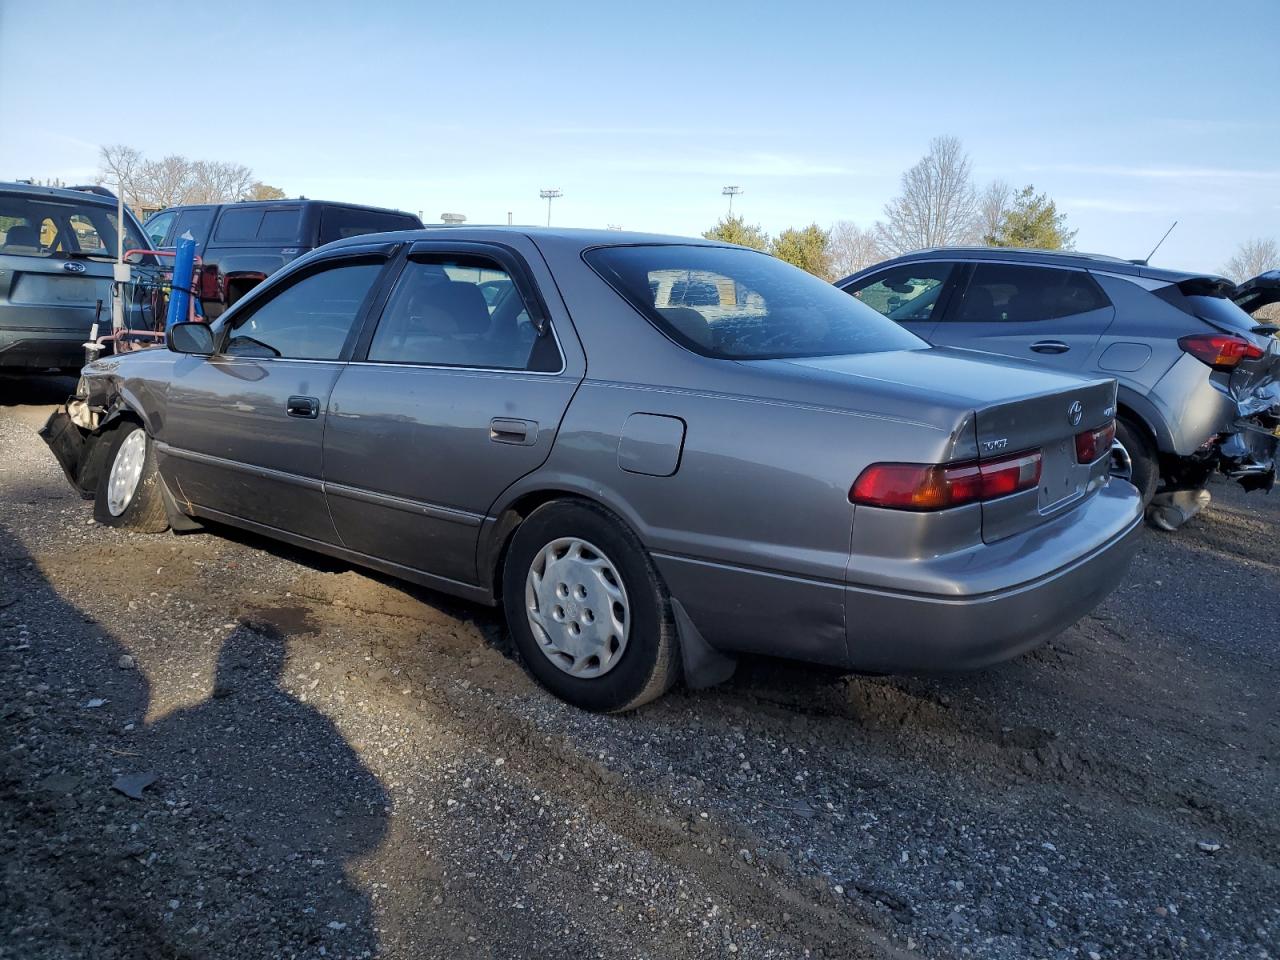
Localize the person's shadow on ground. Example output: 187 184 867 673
137 619 389 957
0 516 387 960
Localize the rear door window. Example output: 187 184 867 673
366 255 559 371
258 208 301 241
319 207 421 244
845 263 954 321
213 208 261 241
953 264 1110 322
212 207 302 243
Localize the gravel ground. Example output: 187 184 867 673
1 374 1277 960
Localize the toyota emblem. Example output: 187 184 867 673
62 261 86 274
1067 400 1083 427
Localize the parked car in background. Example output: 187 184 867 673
0 182 153 374
42 228 1141 711
837 249 1280 527
142 199 423 318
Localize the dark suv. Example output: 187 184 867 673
837 249 1280 528
143 200 422 317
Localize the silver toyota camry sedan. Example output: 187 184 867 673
42 228 1142 711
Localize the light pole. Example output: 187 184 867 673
722 185 742 215
539 189 562 226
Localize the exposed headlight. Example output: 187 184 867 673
75 377 90 399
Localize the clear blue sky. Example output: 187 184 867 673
2 0 1276 270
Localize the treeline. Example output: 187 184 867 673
705 135 1076 279
96 145 285 213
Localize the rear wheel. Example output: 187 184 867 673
501 500 680 712
1112 418 1158 506
93 421 169 533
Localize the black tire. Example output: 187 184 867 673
93 421 170 534
1113 418 1159 506
501 500 680 712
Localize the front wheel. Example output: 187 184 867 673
501 500 680 712
93 421 170 533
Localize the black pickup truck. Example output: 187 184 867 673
142 199 423 317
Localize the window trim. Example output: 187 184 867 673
350 240 565 376
212 251 393 362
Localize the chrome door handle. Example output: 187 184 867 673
490 418 538 446
286 396 320 418
1030 340 1070 354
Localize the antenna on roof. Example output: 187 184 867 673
1136 220 1177 265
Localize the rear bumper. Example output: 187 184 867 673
844 483 1143 671
0 330 85 370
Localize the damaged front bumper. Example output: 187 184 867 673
39 386 116 498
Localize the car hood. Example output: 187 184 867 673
1232 269 1280 317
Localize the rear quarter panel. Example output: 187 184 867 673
502 376 961 666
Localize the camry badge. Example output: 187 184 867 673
62 261 86 274
1067 400 1083 427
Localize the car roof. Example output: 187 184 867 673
0 180 120 207
156 198 419 217
322 225 727 253
843 246 1228 286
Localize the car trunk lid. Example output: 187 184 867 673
761 349 1118 543
973 377 1116 542
1231 269 1280 319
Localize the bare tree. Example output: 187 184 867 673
1222 237 1280 283
978 179 1012 245
827 220 883 279
96 145 267 212
136 155 196 210
189 161 256 204
876 136 979 255
96 144 144 206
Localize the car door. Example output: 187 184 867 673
322 238 583 586
839 261 959 340
157 245 396 544
929 262 1115 372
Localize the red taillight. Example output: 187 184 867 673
851 450 1042 510
1178 333 1264 370
1074 420 1116 464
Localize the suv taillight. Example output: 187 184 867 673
1074 420 1116 464
1178 333 1264 370
851 450 1042 510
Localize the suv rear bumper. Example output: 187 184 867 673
0 330 84 370
843 481 1143 672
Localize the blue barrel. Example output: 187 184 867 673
165 236 197 329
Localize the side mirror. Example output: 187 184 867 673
167 321 215 356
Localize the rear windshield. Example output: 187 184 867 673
318 207 421 245
1181 294 1259 334
585 244 925 360
0 191 147 259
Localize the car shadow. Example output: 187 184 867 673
0 372 77 408
0 522 388 957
